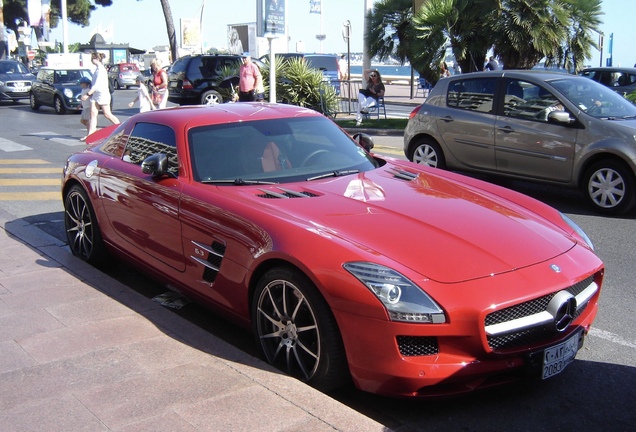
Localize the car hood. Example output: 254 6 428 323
235 165 576 283
0 73 34 82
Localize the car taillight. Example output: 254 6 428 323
182 80 193 90
408 105 422 119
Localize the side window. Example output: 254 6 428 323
446 78 496 114
123 123 179 175
503 80 563 122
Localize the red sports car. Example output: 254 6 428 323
62 103 604 397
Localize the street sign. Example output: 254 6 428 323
27 50 36 60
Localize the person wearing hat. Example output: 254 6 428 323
128 75 155 113
78 76 93 141
238 52 262 102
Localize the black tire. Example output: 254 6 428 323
54 95 66 114
64 185 108 265
410 137 446 169
201 90 222 105
252 267 349 392
29 92 40 110
583 159 636 215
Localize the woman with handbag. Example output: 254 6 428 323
80 52 120 139
356 69 385 126
150 58 169 109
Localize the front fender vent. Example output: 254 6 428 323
388 168 419 181
257 187 319 199
191 240 226 283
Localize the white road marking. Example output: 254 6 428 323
589 327 636 350
0 137 32 152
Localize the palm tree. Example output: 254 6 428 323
158 0 178 63
547 0 603 73
490 0 569 70
411 0 497 78
365 0 414 66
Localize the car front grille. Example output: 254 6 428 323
396 335 439 356
485 275 595 351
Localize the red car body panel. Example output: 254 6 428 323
64 103 604 397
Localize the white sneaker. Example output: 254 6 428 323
356 120 362 126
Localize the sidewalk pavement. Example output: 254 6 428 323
0 207 390 431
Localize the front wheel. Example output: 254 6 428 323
583 159 636 215
64 185 108 265
201 90 222 105
410 137 446 169
54 95 67 114
252 267 349 392
29 92 40 110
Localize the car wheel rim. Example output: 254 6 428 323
64 191 95 260
413 144 438 167
256 279 320 381
205 94 219 105
588 167 625 209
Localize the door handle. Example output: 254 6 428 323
498 125 515 133
441 116 454 123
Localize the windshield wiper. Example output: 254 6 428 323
201 178 278 185
307 170 359 181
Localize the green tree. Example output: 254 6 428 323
365 0 413 65
489 0 569 70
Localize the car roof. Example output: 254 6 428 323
126 103 322 129
580 66 636 72
446 70 574 81
39 67 92 71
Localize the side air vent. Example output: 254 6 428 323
388 169 419 181
191 240 226 283
257 187 320 199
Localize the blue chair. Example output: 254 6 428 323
363 97 386 120
415 77 432 97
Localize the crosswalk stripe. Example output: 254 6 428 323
0 192 60 200
0 137 32 152
0 179 60 186
0 167 61 174
0 159 50 165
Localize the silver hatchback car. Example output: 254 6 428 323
404 70 636 215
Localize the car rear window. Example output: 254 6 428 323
446 78 496 113
305 56 337 71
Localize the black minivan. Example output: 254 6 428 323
167 54 243 105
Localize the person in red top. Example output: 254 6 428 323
238 53 262 102
149 58 168 109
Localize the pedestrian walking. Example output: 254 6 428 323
78 77 93 141
80 52 120 137
128 76 154 113
149 58 169 109
238 53 262 102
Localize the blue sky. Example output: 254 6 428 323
47 0 633 67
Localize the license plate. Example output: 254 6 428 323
14 87 29 92
542 331 580 379
169 81 177 88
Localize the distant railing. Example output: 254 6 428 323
321 80 362 118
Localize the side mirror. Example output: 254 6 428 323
548 110 574 125
352 132 374 153
141 153 172 177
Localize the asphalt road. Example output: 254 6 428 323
1 91 635 431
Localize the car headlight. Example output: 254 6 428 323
343 262 446 324
560 213 594 251
64 88 74 98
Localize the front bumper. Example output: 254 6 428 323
332 247 603 397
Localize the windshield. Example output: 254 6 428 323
551 77 636 119
188 116 378 184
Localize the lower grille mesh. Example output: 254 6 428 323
397 336 439 356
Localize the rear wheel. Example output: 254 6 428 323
54 95 66 114
410 137 446 169
583 159 636 215
201 90 222 105
29 92 40 110
64 185 108 265
252 267 349 392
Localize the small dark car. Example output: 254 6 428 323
108 63 140 89
0 59 35 102
167 54 243 105
579 67 636 96
30 67 93 114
